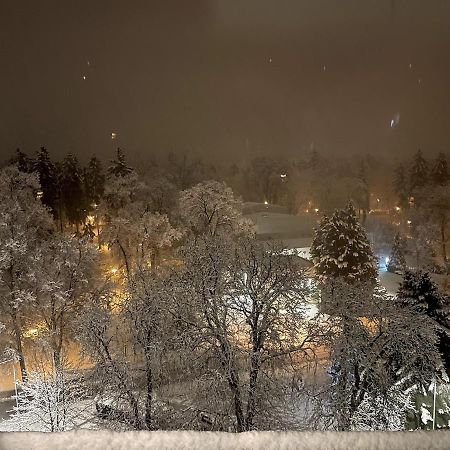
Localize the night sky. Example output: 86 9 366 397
1 0 450 164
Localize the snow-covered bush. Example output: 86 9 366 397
9 369 86 432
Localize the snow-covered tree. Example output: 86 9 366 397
102 205 181 275
11 149 34 173
387 232 407 273
103 171 140 214
431 153 449 187
351 383 414 431
10 369 86 432
144 175 178 216
77 300 144 429
124 268 177 429
60 154 87 231
410 149 429 196
310 202 377 283
396 270 450 372
31 234 97 370
354 160 370 224
324 283 442 430
34 147 59 218
165 152 205 190
421 185 450 265
393 164 409 210
179 180 253 237
174 235 317 431
0 166 53 379
84 156 105 208
107 148 134 178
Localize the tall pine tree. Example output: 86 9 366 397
393 164 409 209
107 148 133 178
310 202 378 283
61 154 87 232
34 147 58 218
431 153 449 186
410 149 428 194
11 149 34 173
356 160 370 224
84 156 105 206
387 232 407 273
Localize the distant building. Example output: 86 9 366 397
243 202 317 265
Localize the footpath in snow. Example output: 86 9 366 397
0 430 449 450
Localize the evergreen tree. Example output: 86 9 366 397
431 153 449 186
60 154 87 231
54 161 64 232
393 164 409 209
307 149 321 171
410 149 428 193
107 148 133 178
387 232 407 273
84 156 105 206
310 202 378 283
34 147 58 217
356 160 370 223
10 149 33 173
396 270 450 371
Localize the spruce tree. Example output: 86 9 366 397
393 164 409 209
11 149 33 173
84 156 105 206
61 154 87 231
356 160 370 223
387 232 407 273
107 148 133 178
410 149 428 193
431 152 449 186
310 202 378 283
34 147 58 217
308 149 321 171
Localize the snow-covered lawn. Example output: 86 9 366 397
0 430 449 450
378 270 402 295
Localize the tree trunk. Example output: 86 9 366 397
218 339 245 432
118 242 130 276
11 312 27 381
227 368 246 432
246 350 261 430
144 347 153 430
441 218 447 264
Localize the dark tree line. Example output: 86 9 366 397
10 147 106 233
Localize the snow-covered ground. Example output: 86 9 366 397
0 430 449 450
378 270 402 296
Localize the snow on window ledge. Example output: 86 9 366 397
1 430 449 450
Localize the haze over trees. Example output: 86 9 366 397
0 146 449 435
